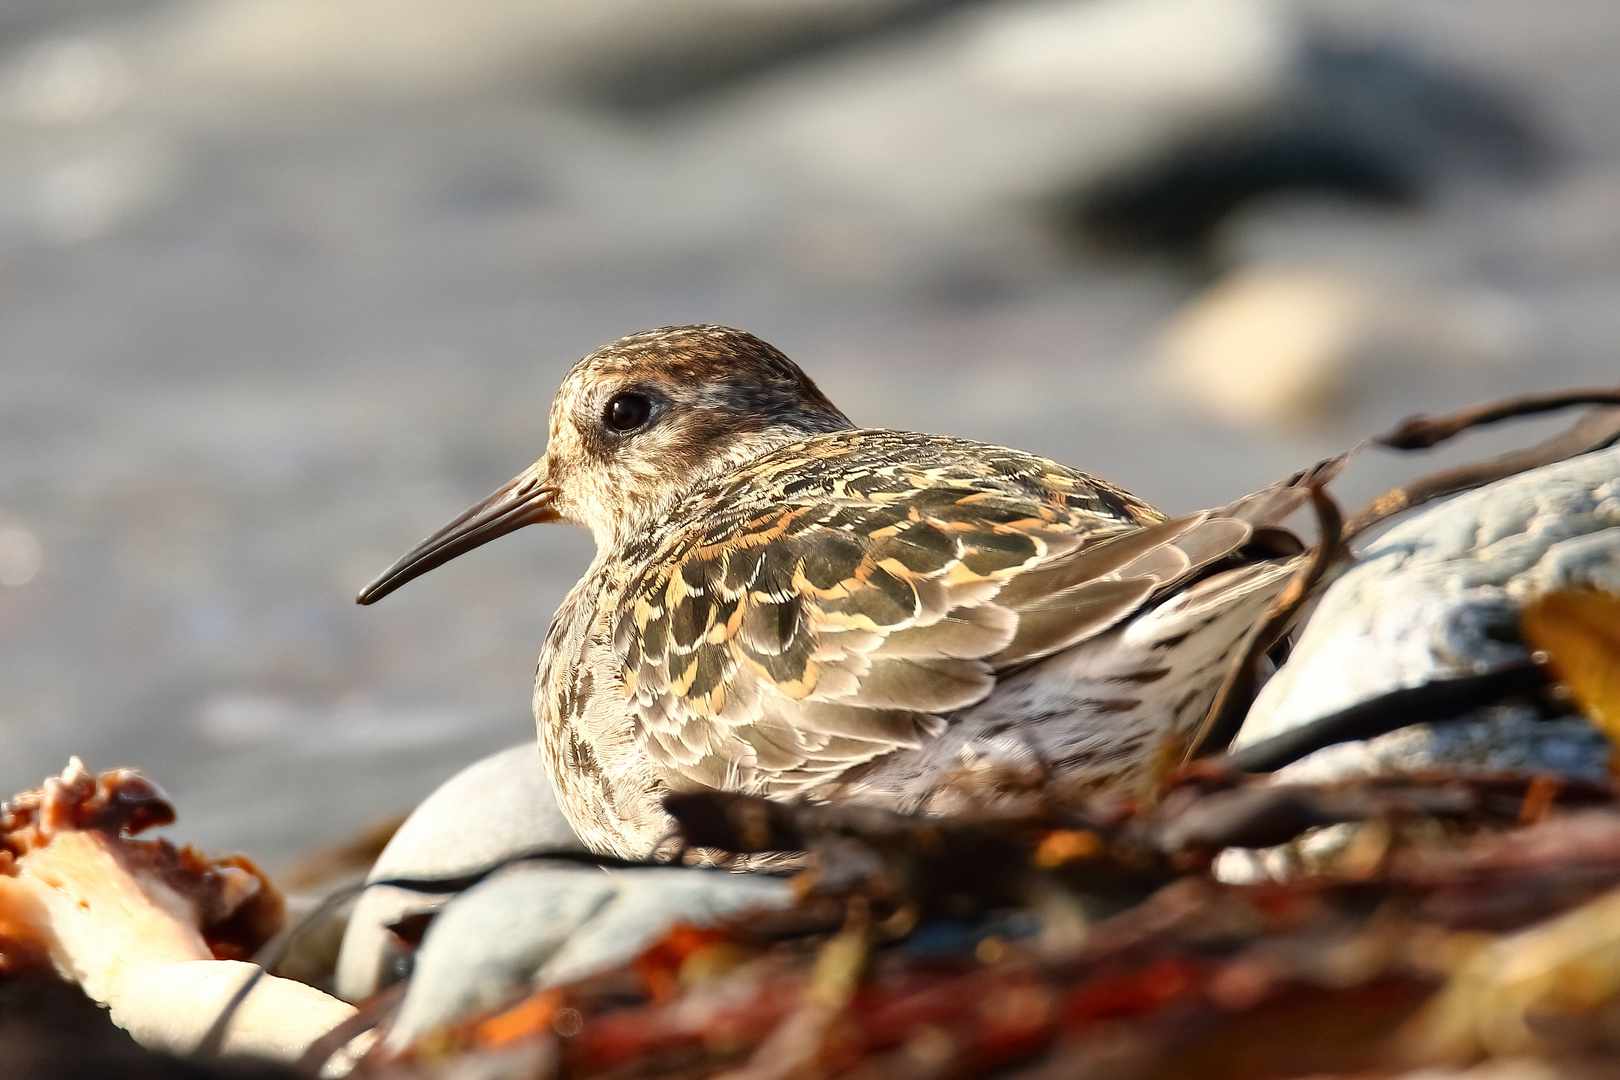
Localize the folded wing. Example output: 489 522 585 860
614 435 1335 796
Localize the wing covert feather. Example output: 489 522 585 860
608 431 1313 794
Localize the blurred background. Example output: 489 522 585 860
0 0 1614 866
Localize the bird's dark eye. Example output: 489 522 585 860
603 392 654 433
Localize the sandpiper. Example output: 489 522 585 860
359 325 1318 859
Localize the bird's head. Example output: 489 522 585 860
356 325 850 604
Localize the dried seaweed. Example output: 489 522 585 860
1217 659 1552 774
346 774 1620 1079
1184 480 1347 762
1349 395 1620 539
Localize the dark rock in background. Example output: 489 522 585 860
1063 36 1547 255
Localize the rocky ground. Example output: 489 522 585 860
0 0 1616 865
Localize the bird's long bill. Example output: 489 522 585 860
355 464 559 605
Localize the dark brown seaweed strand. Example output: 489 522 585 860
1348 406 1620 539
1376 387 1620 449
1218 659 1550 775
1183 482 1346 763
